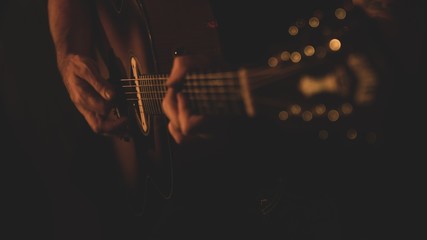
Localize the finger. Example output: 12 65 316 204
167 55 211 87
177 92 205 136
79 107 128 135
74 55 115 101
68 76 111 116
162 88 180 130
168 121 184 144
167 56 190 87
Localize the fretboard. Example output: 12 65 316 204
120 70 247 116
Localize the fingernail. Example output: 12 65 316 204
104 89 113 100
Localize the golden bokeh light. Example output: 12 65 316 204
304 45 315 56
290 104 302 115
268 57 279 67
309 17 320 28
302 111 313 121
335 8 346 20
291 52 302 63
280 51 291 61
288 25 299 36
329 39 341 51
279 111 289 121
346 128 357 140
327 109 340 121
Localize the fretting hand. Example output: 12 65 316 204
162 55 221 144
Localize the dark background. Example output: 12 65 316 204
1 1 426 239
1 1 139 239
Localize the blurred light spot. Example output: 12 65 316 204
279 111 289 121
347 128 357 140
341 102 353 115
309 17 320 28
304 45 315 56
302 111 313 121
291 52 302 63
327 109 340 121
268 57 279 67
281 51 291 61
314 104 326 115
290 104 302 115
319 130 328 140
335 8 347 20
329 39 341 51
288 25 299 36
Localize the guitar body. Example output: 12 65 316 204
93 0 226 215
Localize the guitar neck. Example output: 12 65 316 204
120 69 254 116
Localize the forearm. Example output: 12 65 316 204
48 0 95 67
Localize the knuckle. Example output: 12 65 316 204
68 54 79 62
89 116 105 134
161 98 168 111
175 136 183 144
91 123 104 134
180 123 190 136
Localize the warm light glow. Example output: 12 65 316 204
329 39 341 51
279 111 289 121
335 8 347 20
304 45 315 56
281 51 291 61
309 17 320 28
299 73 340 98
288 25 299 36
314 104 326 115
268 57 279 67
327 109 340 121
341 103 353 115
346 129 357 140
290 104 302 115
319 130 328 140
291 52 302 63
347 53 378 105
302 111 313 121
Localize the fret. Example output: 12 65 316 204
200 77 210 114
181 72 243 115
224 71 239 115
154 75 164 114
228 76 243 115
149 75 157 114
142 76 154 115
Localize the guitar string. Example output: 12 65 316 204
122 90 242 100
119 63 305 88
116 65 305 110
120 76 241 102
124 80 243 113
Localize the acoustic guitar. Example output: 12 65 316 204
93 0 386 216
